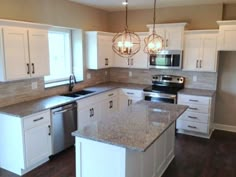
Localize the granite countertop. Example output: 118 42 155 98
0 82 149 117
72 100 188 152
178 88 216 97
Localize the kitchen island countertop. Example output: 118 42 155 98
72 100 188 152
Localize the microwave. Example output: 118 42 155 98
149 50 182 69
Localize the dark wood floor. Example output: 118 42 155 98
1 130 236 177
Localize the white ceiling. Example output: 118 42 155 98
70 0 236 11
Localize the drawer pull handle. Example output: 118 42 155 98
189 107 198 110
188 116 198 119
188 125 197 129
189 99 199 102
33 117 44 122
128 99 132 106
48 125 51 136
109 100 113 109
127 92 134 95
108 93 114 97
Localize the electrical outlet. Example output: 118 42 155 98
31 82 38 90
87 73 91 80
129 71 132 77
193 75 197 82
105 71 108 76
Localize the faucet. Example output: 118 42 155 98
68 74 76 92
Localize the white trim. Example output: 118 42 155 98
214 123 236 133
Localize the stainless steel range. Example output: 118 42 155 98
143 75 185 104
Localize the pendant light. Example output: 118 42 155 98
112 0 140 58
144 0 163 54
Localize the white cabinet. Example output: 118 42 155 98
176 93 215 138
217 20 236 51
0 110 52 176
147 23 187 50
183 30 218 72
23 111 52 168
114 32 149 69
0 27 50 81
118 89 143 112
86 31 113 69
77 89 118 129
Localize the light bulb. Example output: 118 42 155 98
118 41 123 47
148 42 155 49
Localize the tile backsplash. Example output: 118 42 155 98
0 69 109 108
0 67 217 108
109 68 218 90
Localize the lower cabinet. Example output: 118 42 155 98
119 89 143 112
0 110 52 176
75 122 175 177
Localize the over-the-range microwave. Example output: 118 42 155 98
149 50 182 69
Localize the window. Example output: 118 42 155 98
45 28 83 88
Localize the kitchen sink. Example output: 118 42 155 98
62 90 95 98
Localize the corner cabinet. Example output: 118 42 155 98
146 23 187 50
113 32 149 69
183 30 218 72
86 31 114 69
0 110 52 176
217 20 236 51
0 27 50 81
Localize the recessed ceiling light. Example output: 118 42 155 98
122 1 128 5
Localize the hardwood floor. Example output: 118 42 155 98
0 130 236 177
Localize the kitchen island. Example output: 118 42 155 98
72 101 187 177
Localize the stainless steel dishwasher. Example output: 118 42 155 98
51 103 77 155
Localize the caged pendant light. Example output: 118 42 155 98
144 0 164 55
112 0 140 58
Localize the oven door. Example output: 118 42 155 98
143 92 177 104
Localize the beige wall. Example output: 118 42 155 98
215 52 236 126
223 3 236 20
0 0 108 31
108 4 223 32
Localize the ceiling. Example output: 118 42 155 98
70 0 236 11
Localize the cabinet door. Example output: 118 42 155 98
183 34 201 71
218 26 236 51
131 33 148 69
165 123 175 162
114 53 129 68
200 34 218 72
28 29 50 77
98 35 113 68
101 97 118 120
166 28 183 50
3 27 30 80
78 104 101 130
24 123 51 168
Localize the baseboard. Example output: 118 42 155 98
214 123 236 133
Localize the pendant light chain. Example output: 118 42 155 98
153 0 156 33
125 0 128 31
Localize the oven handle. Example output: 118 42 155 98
143 92 176 99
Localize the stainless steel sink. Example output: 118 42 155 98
61 90 95 98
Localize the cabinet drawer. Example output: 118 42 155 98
23 110 50 130
179 111 209 123
186 104 209 114
100 89 118 99
119 88 143 98
77 94 101 109
176 119 209 134
178 94 210 105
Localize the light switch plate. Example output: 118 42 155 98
129 71 132 77
193 75 197 82
31 82 38 90
87 73 91 80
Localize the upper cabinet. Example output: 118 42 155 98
0 26 50 81
146 23 187 50
86 31 113 69
183 30 218 72
217 20 236 51
113 32 149 69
